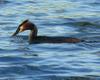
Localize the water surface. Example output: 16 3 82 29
0 0 100 80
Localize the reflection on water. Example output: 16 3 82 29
0 0 100 80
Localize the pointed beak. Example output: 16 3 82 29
12 19 29 36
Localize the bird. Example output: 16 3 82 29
12 19 83 44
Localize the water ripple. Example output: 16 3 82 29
0 0 100 80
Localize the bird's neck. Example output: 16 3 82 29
29 29 38 44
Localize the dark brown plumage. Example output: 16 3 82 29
12 20 83 44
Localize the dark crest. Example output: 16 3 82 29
12 19 29 36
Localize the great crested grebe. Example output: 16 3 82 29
12 20 83 44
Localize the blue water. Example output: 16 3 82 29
0 0 100 80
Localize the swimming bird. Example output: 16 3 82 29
12 20 83 44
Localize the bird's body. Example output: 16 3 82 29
28 36 81 44
12 20 83 44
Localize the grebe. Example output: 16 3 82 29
12 20 82 44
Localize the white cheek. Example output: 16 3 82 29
20 26 24 30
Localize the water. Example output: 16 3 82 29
0 0 100 80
